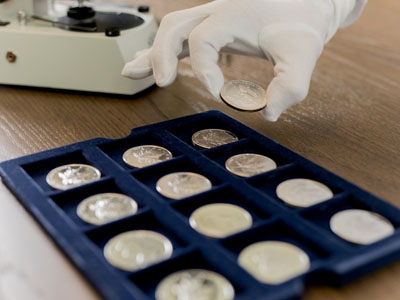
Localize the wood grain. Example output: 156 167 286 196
0 0 399 299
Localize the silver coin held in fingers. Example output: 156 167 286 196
220 80 267 112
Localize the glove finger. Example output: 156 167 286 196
121 48 153 79
258 24 324 121
188 15 234 100
152 2 221 87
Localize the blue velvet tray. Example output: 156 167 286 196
1 110 399 300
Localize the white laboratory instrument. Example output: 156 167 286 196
0 0 157 95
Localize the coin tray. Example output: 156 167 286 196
1 110 400 300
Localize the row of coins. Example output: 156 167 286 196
45 161 332 207
45 177 397 246
45 159 395 243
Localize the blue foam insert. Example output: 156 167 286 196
1 110 399 300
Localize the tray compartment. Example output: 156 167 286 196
22 150 106 193
167 115 247 150
131 156 223 201
129 249 258 300
85 210 190 273
171 185 270 230
51 177 148 230
248 164 342 210
300 193 400 247
221 219 333 269
99 132 184 171
203 138 291 173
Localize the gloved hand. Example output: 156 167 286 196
122 0 367 121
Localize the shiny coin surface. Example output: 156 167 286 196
276 178 333 207
330 209 394 245
156 172 212 200
220 80 267 112
238 241 310 285
189 203 252 238
123 145 173 168
104 230 173 271
77 193 138 225
155 269 235 300
46 164 101 190
225 153 277 177
192 129 238 149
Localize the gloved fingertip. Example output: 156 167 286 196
122 59 153 79
154 73 175 87
261 109 280 122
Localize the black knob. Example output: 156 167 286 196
67 6 95 19
138 5 150 13
105 27 120 37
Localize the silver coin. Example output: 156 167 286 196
330 209 394 245
238 241 310 285
189 203 253 238
104 230 173 271
155 269 235 300
123 145 173 168
220 80 267 112
225 153 277 177
46 163 101 190
192 129 238 149
276 178 333 208
156 172 212 200
76 193 138 225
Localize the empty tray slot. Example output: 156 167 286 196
98 132 183 171
51 178 147 230
248 164 341 209
22 150 105 193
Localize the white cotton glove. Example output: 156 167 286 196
122 0 367 121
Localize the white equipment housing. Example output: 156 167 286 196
0 0 157 95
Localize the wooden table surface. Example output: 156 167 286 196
0 0 399 299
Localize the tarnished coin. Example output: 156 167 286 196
46 164 101 190
225 153 277 177
104 230 173 271
330 209 394 245
155 269 235 300
220 80 267 112
77 193 138 225
189 203 253 238
123 145 173 168
192 129 238 149
238 241 310 285
156 172 212 200
276 178 333 208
